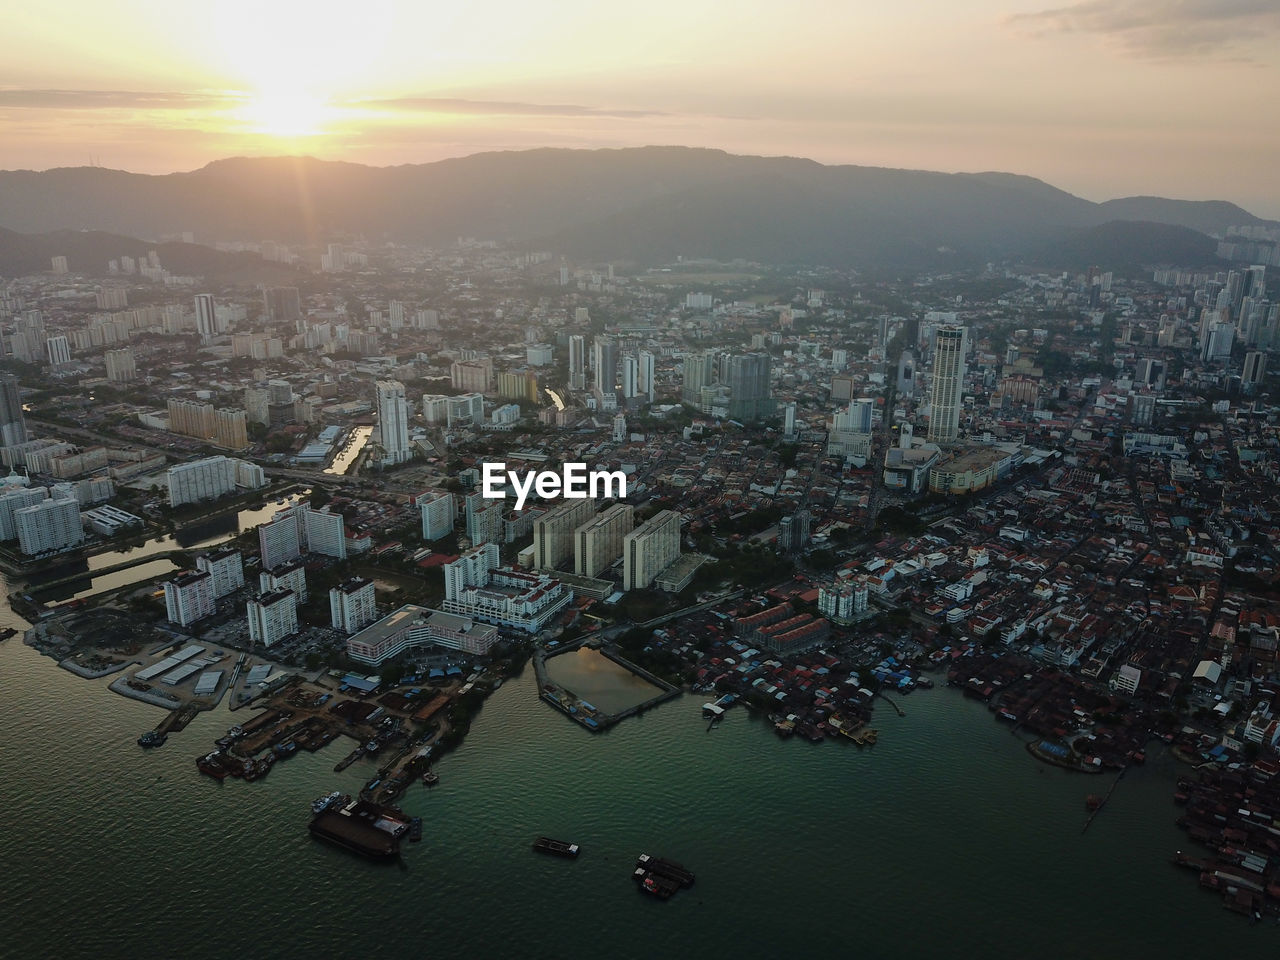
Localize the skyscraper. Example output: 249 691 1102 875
622 510 682 591
928 325 968 443
724 353 776 422
1243 350 1267 388
620 355 638 399
682 351 715 404
45 335 71 367
375 380 410 465
262 286 302 325
0 375 28 448
574 503 634 578
593 337 618 394
194 294 217 342
638 350 656 403
568 334 586 391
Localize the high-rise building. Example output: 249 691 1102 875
0 486 48 540
682 352 715 404
14 497 83 555
330 577 376 634
419 492 457 541
622 509 682 591
247 590 298 647
164 570 216 627
1201 322 1235 362
724 353 776 422
45 335 72 367
464 491 505 546
194 294 217 342
259 559 307 604
638 350 656 403
50 255 68 274
897 350 915 396
532 499 596 571
262 286 301 325
1243 350 1267 388
258 511 302 570
574 503 634 578
592 337 618 395
450 358 493 393
928 325 968 443
442 542 571 632
375 380 410 465
568 335 586 391
446 393 485 428
166 456 237 506
195 548 244 598
303 507 347 559
104 348 136 383
620 355 638 399
783 401 797 439
213 408 247 450
0 375 29 447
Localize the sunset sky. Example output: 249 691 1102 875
3 0 1278 215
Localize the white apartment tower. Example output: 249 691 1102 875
375 380 410 465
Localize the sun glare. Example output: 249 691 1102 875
240 90 332 137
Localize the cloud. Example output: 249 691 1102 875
0 89 234 109
1007 0 1280 59
351 96 667 119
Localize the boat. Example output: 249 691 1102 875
422 770 440 786
532 836 580 858
635 854 694 887
1086 794 1102 811
196 752 228 780
311 791 343 814
137 730 167 748
409 817 423 843
636 871 680 899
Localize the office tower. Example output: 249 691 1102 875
330 578 376 634
1135 359 1165 388
262 286 301 325
0 375 29 447
835 399 875 434
622 510 682 591
928 325 968 443
682 352 715 403
45 335 71 367
1243 350 1267 387
303 507 347 559
639 350 656 403
258 512 302 570
568 335 586 390
419 492 457 541
724 353 776 421
195 548 244 598
574 503 634 578
897 350 915 396
14 497 83 555
593 337 618 394
259 559 307 604
621 355 638 399
778 508 811 554
104 348 136 382
164 570 216 627
1200 322 1235 362
166 456 237 506
783 401 797 438
446 393 485 428
247 590 298 647
194 294 217 341
375 380 410 465
532 499 597 570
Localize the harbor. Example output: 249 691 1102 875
534 641 681 732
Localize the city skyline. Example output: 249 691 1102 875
2 0 1279 216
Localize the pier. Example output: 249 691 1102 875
533 642 681 732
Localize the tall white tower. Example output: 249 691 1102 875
928 325 968 444
375 380 410 465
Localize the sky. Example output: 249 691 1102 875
2 0 1278 216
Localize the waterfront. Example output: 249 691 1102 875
0 629 1269 959
543 647 663 714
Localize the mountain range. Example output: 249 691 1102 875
0 147 1273 271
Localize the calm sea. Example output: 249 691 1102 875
0 595 1267 959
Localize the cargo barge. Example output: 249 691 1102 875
532 836 580 858
309 794 410 861
633 854 695 899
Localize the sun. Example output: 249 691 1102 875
239 89 333 138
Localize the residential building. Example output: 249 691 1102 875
260 559 307 604
164 570 216 627
622 509 682 591
330 577 376 634
166 456 237 506
195 548 244 598
419 492 456 541
574 503 634 578
532 498 596 570
14 496 83 554
375 380 410 464
247 589 298 647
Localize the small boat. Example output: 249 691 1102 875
422 770 440 786
311 791 343 814
532 836 580 858
409 817 423 843
1086 795 1102 811
137 730 167 748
